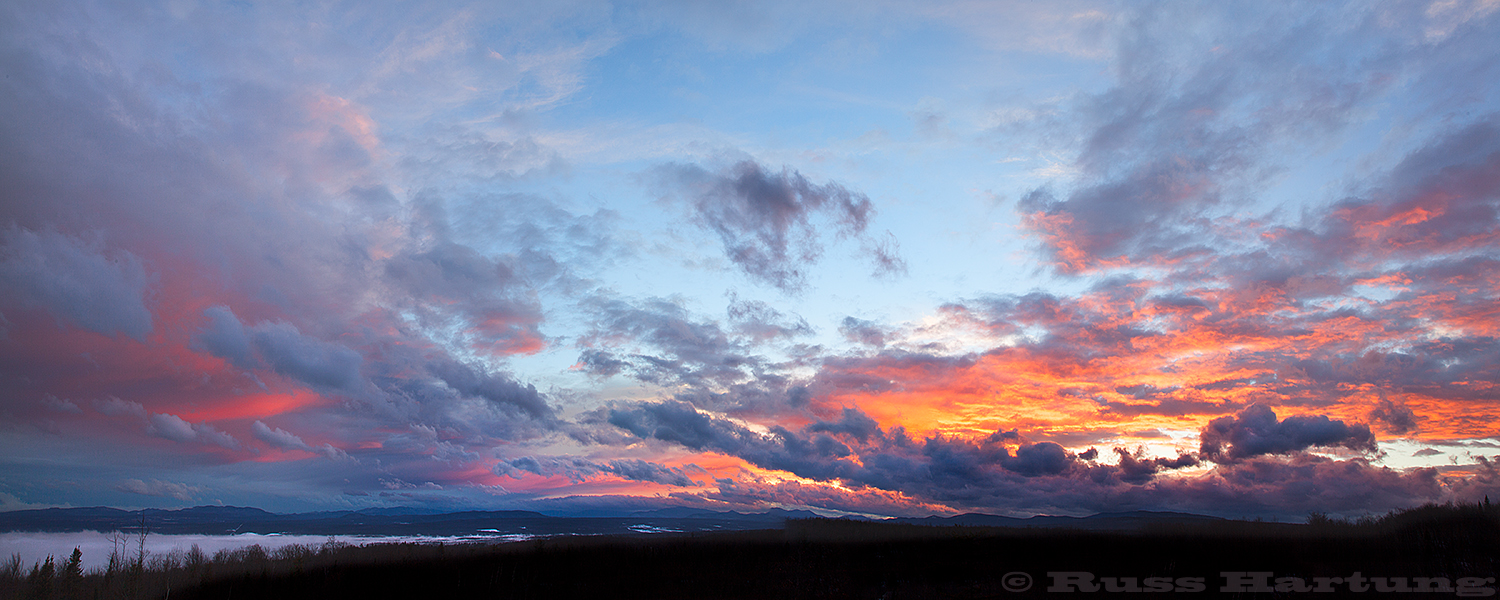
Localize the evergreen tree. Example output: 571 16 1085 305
61 549 80 580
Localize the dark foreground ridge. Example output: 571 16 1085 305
2 503 1498 599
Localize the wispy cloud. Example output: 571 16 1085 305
652 159 904 292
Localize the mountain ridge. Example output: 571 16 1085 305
0 505 1231 536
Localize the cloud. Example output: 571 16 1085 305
726 295 812 342
252 420 350 460
423 354 554 419
576 295 754 388
1273 118 1500 270
0 227 153 341
196 304 561 440
196 306 255 369
93 397 146 418
193 424 241 450
1011 4 1414 274
806 407 881 442
604 401 1105 493
253 420 310 450
40 395 81 414
697 477 951 518
381 238 545 356
196 307 363 392
357 337 560 438
115 479 201 502
596 394 1433 517
148 413 240 449
601 459 700 487
251 322 365 392
1199 405 1377 463
1111 447 1199 484
861 230 908 278
148 413 198 443
1446 456 1500 504
837 316 888 348
653 159 901 292
1370 394 1418 435
494 455 700 487
1152 454 1442 517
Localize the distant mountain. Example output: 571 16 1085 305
143 506 278 521
896 513 1028 527
0 505 1227 537
627 507 837 522
894 510 1225 531
629 507 719 519
0 506 772 537
0 507 136 527
351 507 452 517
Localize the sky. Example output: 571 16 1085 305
1 0 1499 520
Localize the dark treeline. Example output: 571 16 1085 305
3 502 1498 599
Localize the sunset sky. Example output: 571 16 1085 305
3 0 1499 520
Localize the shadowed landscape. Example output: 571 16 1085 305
3 503 1497 599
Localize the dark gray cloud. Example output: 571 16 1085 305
837 316 888 348
147 412 198 443
594 394 1432 517
577 296 754 388
381 236 545 355
195 305 558 443
356 335 560 437
383 241 522 307
1369 393 1418 435
251 321 365 392
115 479 200 502
1199 404 1377 463
423 354 553 420
600 400 1185 500
1285 339 1500 402
806 407 881 442
146 412 239 449
653 159 901 292
1152 454 1442 517
726 295 812 342
195 306 363 393
1446 456 1500 505
252 420 312 451
253 423 355 459
0 227 153 341
93 397 146 419
602 459 700 487
494 455 700 487
575 348 631 378
196 306 255 368
695 477 940 517
1111 447 1199 484
40 395 81 414
575 294 829 418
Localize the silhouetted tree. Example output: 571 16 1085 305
24 555 53 600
